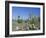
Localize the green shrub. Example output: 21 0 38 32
17 19 23 23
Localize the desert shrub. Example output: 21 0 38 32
17 19 23 23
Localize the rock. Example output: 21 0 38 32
23 24 29 31
15 26 20 31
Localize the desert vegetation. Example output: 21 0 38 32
12 13 40 31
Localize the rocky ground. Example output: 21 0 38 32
12 21 40 31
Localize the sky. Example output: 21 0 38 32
12 7 40 20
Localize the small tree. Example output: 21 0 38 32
17 16 23 23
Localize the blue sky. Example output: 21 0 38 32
12 7 40 20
